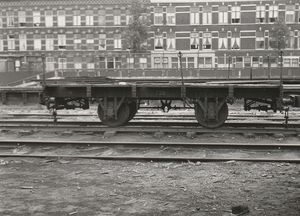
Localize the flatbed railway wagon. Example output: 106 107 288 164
40 77 293 128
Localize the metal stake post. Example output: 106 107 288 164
41 53 46 86
177 51 185 107
177 51 184 86
280 50 283 83
267 54 271 79
228 55 231 80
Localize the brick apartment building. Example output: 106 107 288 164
0 0 151 82
149 0 300 70
0 0 300 84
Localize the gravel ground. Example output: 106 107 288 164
0 104 299 216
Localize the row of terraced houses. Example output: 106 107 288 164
0 0 300 85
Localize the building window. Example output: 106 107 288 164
167 33 175 51
152 57 167 68
0 35 3 51
283 57 299 67
46 57 55 71
33 11 40 26
198 57 212 68
198 57 204 68
105 57 112 68
86 34 94 50
256 37 264 49
46 34 54 50
235 57 243 67
126 14 132 25
166 7 175 25
99 34 106 50
7 11 14 27
34 34 42 50
171 57 178 68
203 6 212 24
218 37 228 50
244 57 251 67
139 57 147 69
205 57 212 68
190 33 199 49
18 11 26 27
269 5 278 22
154 34 163 50
58 34 66 50
154 57 161 68
99 57 105 68
57 10 66 27
216 57 224 68
113 57 120 69
127 57 134 68
74 57 82 69
114 34 121 49
58 58 67 69
73 10 81 26
162 57 168 68
45 10 53 27
231 33 240 49
191 7 199 25
74 34 81 50
114 15 121 25
263 56 276 67
114 10 121 25
252 57 259 67
188 57 194 68
286 5 295 23
86 10 94 26
19 34 27 51
256 6 265 23
202 33 212 50
86 57 95 69
288 31 295 48
219 6 228 24
231 6 240 23
154 7 163 25
99 10 105 25
8 34 15 50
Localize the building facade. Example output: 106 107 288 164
149 0 300 70
0 0 151 77
0 0 300 83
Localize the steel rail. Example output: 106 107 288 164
1 140 300 163
3 113 298 118
2 140 300 148
0 119 297 126
0 123 299 134
1 118 295 126
0 116 296 124
0 153 300 163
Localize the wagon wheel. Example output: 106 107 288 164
127 101 138 123
98 102 130 127
195 102 228 128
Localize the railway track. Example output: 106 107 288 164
1 140 300 163
1 111 299 125
0 119 299 133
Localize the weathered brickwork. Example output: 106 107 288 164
0 0 151 74
0 0 299 76
150 0 300 69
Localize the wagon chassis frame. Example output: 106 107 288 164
40 79 288 128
